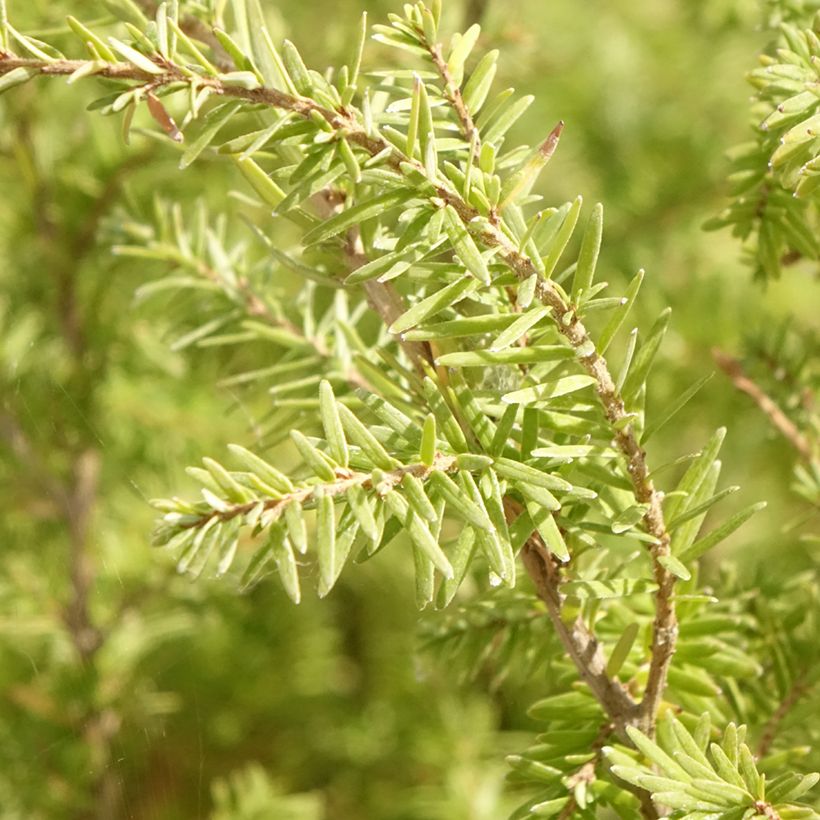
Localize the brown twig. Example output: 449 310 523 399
557 725 609 819
755 802 782 820
756 672 810 759
554 722 659 819
713 348 815 463
63 450 103 661
420 26 483 179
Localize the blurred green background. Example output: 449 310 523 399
0 0 816 818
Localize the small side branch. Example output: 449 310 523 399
713 348 816 463
756 672 810 759
520 538 638 732
183 452 458 531
507 490 638 734
420 27 482 171
427 42 478 146
315 191 436 374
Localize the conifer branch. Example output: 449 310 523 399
183 241 375 392
3 5 820 816
2 44 678 733
324 182 633 731
328 194 634 732
116 63 624 727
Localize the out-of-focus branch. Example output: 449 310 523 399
462 0 491 29
713 348 816 463
756 672 810 759
0 410 67 506
63 449 102 661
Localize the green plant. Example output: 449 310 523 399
1 1 817 817
707 7 820 281
707 0 818 543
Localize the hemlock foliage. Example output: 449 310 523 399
0 0 817 818
707 6 820 281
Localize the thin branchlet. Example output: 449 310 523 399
185 452 458 531
426 41 479 145
714 348 816 464
755 671 810 759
